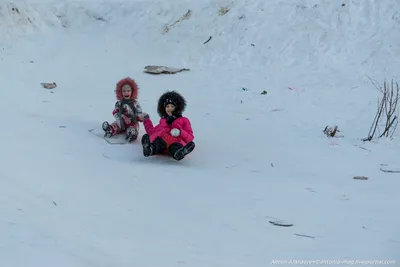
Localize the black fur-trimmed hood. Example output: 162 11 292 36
157 90 186 117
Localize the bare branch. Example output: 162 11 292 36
379 115 397 138
364 77 399 141
390 117 399 138
367 76 383 93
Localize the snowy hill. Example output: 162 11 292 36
1 1 399 266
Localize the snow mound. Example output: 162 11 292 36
0 3 60 42
2 1 399 72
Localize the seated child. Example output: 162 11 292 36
102 77 144 142
140 90 195 161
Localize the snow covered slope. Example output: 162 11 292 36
1 1 399 266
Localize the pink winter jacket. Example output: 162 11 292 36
143 117 194 146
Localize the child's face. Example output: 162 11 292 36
165 104 175 116
122 84 132 99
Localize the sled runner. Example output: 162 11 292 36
88 128 127 144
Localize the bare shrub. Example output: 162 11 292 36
323 125 342 137
363 78 399 141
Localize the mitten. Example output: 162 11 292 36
138 113 149 121
170 128 180 137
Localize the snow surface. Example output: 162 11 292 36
1 1 400 266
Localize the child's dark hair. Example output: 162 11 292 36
157 90 186 117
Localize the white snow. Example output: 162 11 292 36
1 1 400 266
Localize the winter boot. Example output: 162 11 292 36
169 141 195 161
102 121 112 137
141 134 153 157
168 142 194 161
126 127 138 142
184 141 195 155
141 135 166 157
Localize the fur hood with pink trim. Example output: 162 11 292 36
115 77 139 101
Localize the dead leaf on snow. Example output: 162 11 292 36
353 176 369 180
143 65 190 75
41 82 57 89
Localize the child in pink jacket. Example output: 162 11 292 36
140 90 195 161
102 77 144 142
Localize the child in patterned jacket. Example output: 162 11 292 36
102 77 144 142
